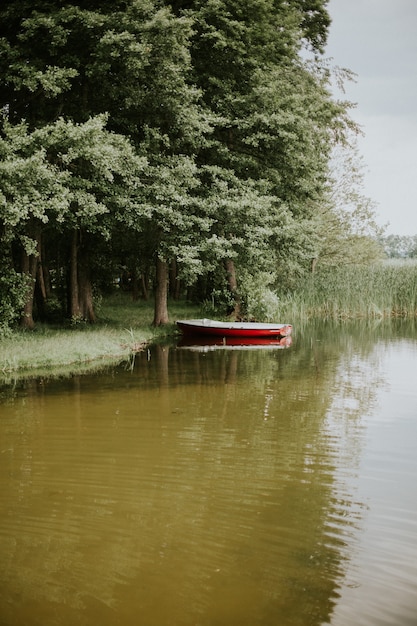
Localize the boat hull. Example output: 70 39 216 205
177 336 292 349
176 319 292 338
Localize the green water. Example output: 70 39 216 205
1 320 417 625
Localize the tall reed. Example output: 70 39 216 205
279 263 417 321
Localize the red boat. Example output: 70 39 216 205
176 318 292 339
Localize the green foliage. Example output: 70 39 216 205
200 286 236 318
238 271 281 321
0 255 28 336
379 234 417 259
0 113 145 329
309 134 385 270
0 0 203 142
0 0 385 329
0 115 142 244
0 121 69 227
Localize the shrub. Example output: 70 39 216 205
0 262 28 336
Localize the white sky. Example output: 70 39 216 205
325 0 417 235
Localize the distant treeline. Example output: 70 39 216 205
379 235 417 258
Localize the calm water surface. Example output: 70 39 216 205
1 321 417 626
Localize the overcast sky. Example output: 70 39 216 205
325 0 417 235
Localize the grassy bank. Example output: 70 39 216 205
2 263 417 380
0 295 199 378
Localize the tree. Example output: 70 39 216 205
164 0 352 313
0 0 209 326
0 0 370 330
310 136 385 270
379 234 417 259
0 120 70 328
121 155 213 325
0 1 201 137
0 115 143 327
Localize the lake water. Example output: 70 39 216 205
1 320 417 626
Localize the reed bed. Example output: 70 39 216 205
279 263 417 321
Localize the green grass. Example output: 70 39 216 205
0 294 199 378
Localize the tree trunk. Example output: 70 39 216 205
224 258 240 319
20 221 44 329
169 258 181 300
153 256 169 326
40 236 52 299
78 232 96 322
131 268 139 301
78 262 96 322
34 232 49 320
20 241 39 330
141 271 149 301
69 229 96 322
69 230 82 319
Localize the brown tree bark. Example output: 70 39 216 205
224 258 241 319
20 247 38 329
69 229 82 319
169 258 181 300
41 236 52 298
34 232 51 320
20 222 41 329
69 229 96 322
141 272 149 301
153 256 170 326
131 267 139 301
78 262 96 322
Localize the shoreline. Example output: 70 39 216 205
0 297 201 382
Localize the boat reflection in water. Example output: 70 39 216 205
177 335 293 350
